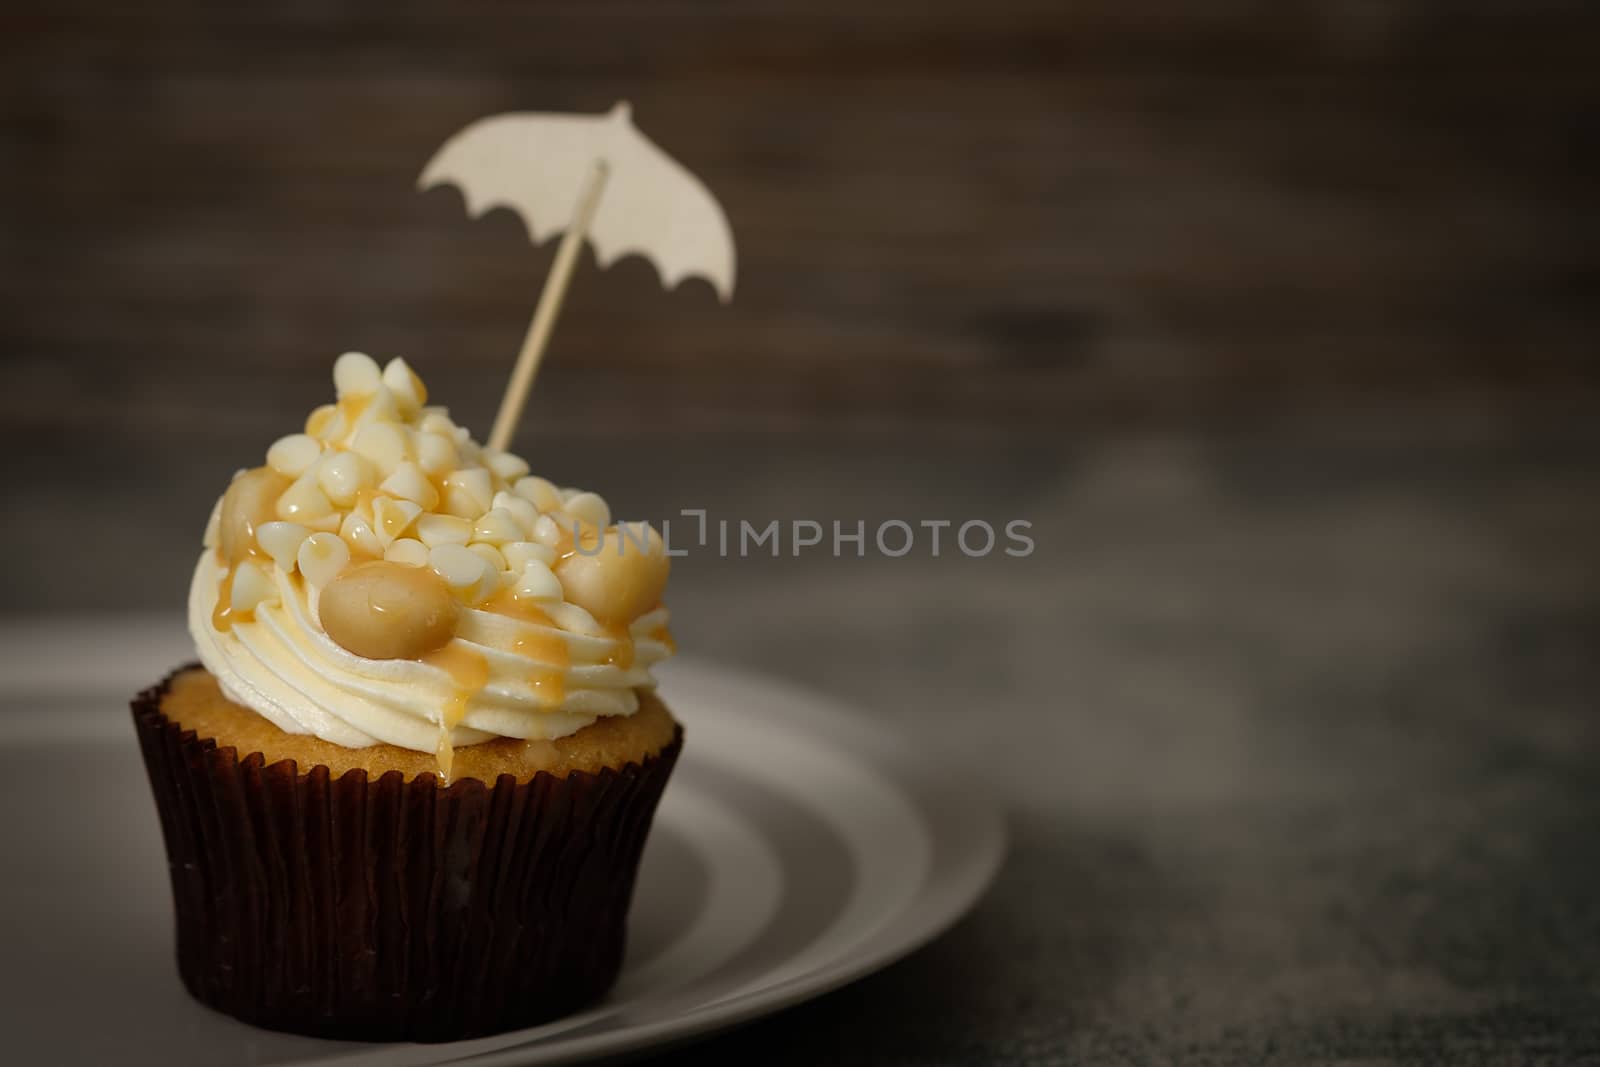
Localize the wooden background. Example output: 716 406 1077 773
3 0 1598 446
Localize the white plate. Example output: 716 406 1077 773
0 633 1005 1066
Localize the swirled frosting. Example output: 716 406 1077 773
188 353 675 773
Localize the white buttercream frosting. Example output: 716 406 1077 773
188 353 675 758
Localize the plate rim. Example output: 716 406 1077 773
449 660 1008 1066
0 628 1007 1066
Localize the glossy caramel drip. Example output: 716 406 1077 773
547 521 582 560
605 625 636 670
212 466 293 630
351 486 382 514
212 544 275 633
649 625 677 655
510 627 570 665
512 628 571 708
212 567 237 631
338 392 371 427
339 488 386 562
482 590 573 708
421 643 490 781
304 406 335 438
376 501 413 542
481 587 549 623
304 392 372 441
210 570 263 632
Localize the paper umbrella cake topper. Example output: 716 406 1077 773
421 102 736 450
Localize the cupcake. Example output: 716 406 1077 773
132 352 682 1041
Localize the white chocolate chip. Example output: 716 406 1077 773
371 497 423 545
467 541 508 574
454 430 482 467
512 476 563 513
419 411 457 436
429 543 498 604
266 433 323 478
333 351 382 397
470 507 523 546
378 461 440 510
297 531 351 588
441 467 494 518
491 491 540 535
351 422 412 477
382 357 428 415
486 451 530 483
340 510 385 558
316 450 374 507
356 384 400 427
413 431 458 478
255 521 310 572
531 514 565 549
511 559 564 604
503 540 557 571
384 537 430 567
427 543 482 585
562 491 611 530
416 513 472 548
305 403 346 443
229 559 277 615
276 469 335 523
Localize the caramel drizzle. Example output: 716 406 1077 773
212 546 272 632
648 624 676 655
605 626 636 670
421 643 489 782
211 565 239 631
335 392 372 436
483 590 572 708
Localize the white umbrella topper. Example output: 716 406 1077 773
420 101 736 450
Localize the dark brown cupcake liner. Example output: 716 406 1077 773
131 664 681 1042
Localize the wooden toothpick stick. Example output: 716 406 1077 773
487 158 611 453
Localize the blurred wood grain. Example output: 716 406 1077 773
2 1 1597 445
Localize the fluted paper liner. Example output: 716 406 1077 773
132 666 681 1042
